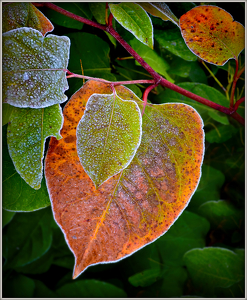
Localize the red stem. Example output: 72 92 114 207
142 84 158 116
230 58 239 108
35 2 244 125
233 97 245 111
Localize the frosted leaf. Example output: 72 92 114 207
109 3 153 48
148 3 179 26
76 93 142 188
2 2 54 35
3 27 70 108
7 105 63 189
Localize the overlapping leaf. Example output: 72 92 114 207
77 93 142 188
7 105 63 189
109 3 153 48
139 2 179 26
3 27 70 108
45 80 204 278
2 2 54 35
179 5 245 65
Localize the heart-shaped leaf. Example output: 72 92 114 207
179 5 245 65
3 27 70 108
7 105 63 189
45 80 204 279
109 3 153 48
77 92 142 188
2 2 54 35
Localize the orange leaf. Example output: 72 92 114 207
45 80 204 279
179 5 245 65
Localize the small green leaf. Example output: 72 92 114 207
198 200 244 231
130 38 174 82
109 3 153 48
208 111 230 125
77 92 142 188
148 2 179 26
3 27 70 108
2 103 13 126
3 125 51 211
56 280 127 297
183 247 245 295
155 28 197 62
206 124 238 143
7 105 63 189
89 2 107 24
3 207 53 270
129 268 163 287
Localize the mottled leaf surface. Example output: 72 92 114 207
3 125 51 211
109 3 153 48
3 27 70 108
7 105 63 189
3 208 53 270
77 93 142 188
2 2 54 35
183 247 244 296
45 80 204 279
179 5 245 65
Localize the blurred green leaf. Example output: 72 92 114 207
2 209 15 228
129 268 162 287
206 125 238 143
33 280 58 298
3 274 35 298
208 111 230 125
7 105 63 189
89 2 106 24
184 247 245 296
155 28 197 61
188 165 225 212
109 3 153 48
56 280 127 297
3 125 51 211
2 103 14 126
44 3 92 30
3 28 69 108
198 200 244 231
3 207 53 270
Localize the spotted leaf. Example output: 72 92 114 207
179 5 245 65
45 80 204 279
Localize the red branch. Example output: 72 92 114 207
34 2 245 126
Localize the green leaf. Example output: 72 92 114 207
3 274 35 298
56 280 127 297
7 105 63 189
109 3 153 48
206 124 238 143
188 164 225 211
129 268 163 287
155 28 197 61
33 280 58 298
150 211 210 268
77 92 142 188
2 2 54 35
2 209 15 228
3 27 70 108
198 200 244 231
3 207 53 270
183 247 245 296
208 111 230 125
44 2 92 30
129 38 174 82
2 103 13 126
89 2 106 24
3 125 51 211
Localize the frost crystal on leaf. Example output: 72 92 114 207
3 27 70 108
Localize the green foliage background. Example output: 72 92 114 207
2 2 245 298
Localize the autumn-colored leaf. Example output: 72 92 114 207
179 5 245 65
45 80 204 279
77 92 142 188
2 2 54 35
3 27 70 108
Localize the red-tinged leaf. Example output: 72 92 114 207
2 3 54 36
45 80 204 279
179 5 245 65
